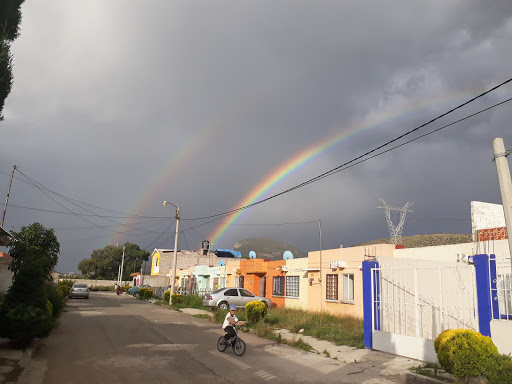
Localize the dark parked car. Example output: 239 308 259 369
69 283 89 299
203 287 271 309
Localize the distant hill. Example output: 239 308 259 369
232 237 307 260
355 233 472 248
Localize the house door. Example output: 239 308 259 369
260 276 266 297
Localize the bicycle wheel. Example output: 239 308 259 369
234 338 246 356
217 336 228 352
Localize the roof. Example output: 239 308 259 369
0 227 12 246
130 272 140 277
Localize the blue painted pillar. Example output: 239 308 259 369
489 254 500 320
363 261 379 349
472 254 493 337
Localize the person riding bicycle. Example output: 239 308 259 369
222 305 244 345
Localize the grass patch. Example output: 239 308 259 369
257 307 364 349
410 363 453 382
209 306 364 350
323 349 330 357
171 294 206 310
192 314 210 319
289 338 313 352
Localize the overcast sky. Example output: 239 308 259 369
1 0 512 273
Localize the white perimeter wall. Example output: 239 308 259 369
490 320 512 355
393 240 510 262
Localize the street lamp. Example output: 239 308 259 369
163 201 180 302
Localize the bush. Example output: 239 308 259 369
171 293 183 305
138 288 148 298
483 353 512 384
56 285 69 298
435 329 498 383
88 285 112 292
46 300 53 317
58 279 74 290
0 304 52 348
246 301 267 323
163 290 171 302
47 283 65 318
143 290 153 300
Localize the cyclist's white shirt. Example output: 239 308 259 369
223 312 238 329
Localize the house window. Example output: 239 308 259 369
342 274 354 301
155 258 159 266
326 274 338 301
220 277 226 288
273 276 285 296
286 276 299 297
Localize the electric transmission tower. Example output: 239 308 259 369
377 199 414 245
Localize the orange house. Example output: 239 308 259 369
265 260 287 307
239 259 268 297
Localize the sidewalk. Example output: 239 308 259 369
0 338 41 384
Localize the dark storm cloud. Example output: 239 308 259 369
1 0 511 271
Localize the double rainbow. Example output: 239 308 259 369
208 85 512 246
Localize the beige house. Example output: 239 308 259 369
283 258 309 311
307 244 396 318
225 259 241 287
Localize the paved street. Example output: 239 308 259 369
16 293 421 384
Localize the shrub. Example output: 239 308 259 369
143 290 153 300
0 304 52 348
88 285 112 292
56 285 69 298
171 293 183 305
58 279 74 290
246 301 267 323
46 300 53 317
47 284 65 318
138 288 148 298
163 290 171 302
435 329 498 383
483 353 512 384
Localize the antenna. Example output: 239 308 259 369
377 199 414 245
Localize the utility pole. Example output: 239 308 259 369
319 219 322 310
163 201 180 301
120 245 126 286
492 138 512 267
1 165 16 228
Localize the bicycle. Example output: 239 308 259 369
217 324 246 356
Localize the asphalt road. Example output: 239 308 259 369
17 292 411 384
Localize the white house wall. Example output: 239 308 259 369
393 240 510 263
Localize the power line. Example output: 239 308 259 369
0 168 168 219
180 79 512 222
6 203 170 221
143 218 176 250
15 170 166 236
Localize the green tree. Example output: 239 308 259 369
0 222 60 347
0 0 26 121
78 243 149 281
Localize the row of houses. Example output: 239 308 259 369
146 238 512 320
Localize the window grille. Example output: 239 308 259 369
273 276 285 296
286 276 299 297
326 274 338 300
